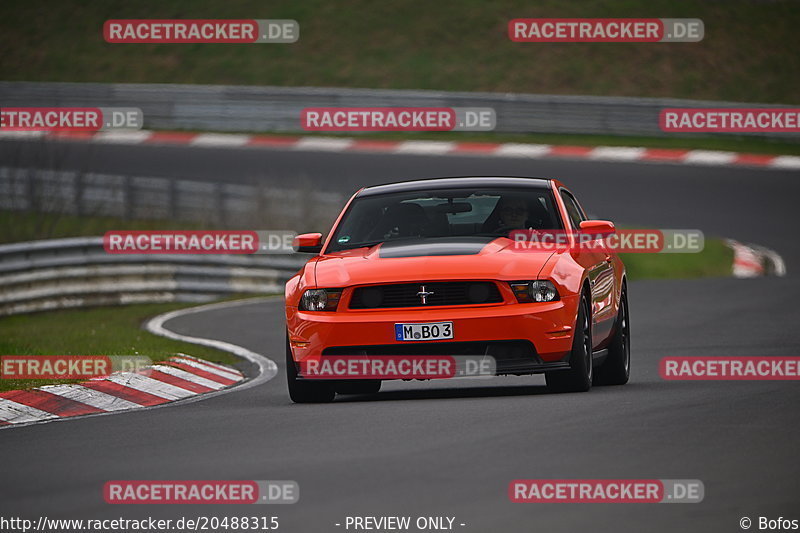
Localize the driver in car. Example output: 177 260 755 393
490 196 530 233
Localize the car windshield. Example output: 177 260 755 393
327 186 563 252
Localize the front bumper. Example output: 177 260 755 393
286 295 580 377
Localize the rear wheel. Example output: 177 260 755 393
286 335 335 403
594 286 630 386
546 293 593 393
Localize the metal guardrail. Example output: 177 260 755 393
1 81 797 139
0 237 307 316
0 167 345 230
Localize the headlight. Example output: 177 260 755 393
509 280 560 303
529 280 559 302
300 289 343 311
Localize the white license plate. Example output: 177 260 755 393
395 322 453 341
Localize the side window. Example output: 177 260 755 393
560 190 586 230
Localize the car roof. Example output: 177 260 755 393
357 176 553 197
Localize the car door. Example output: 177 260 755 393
560 189 616 347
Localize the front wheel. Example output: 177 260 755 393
594 285 630 386
286 335 335 403
546 293 593 393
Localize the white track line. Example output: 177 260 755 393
0 131 46 139
770 155 800 169
589 146 647 161
395 141 456 155
190 133 250 147
144 297 279 393
684 150 737 165
759 247 787 276
294 137 354 151
93 130 153 144
494 143 552 158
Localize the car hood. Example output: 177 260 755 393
314 236 556 287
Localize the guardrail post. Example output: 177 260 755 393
168 178 178 219
74 173 84 216
217 183 228 227
123 175 132 220
257 183 267 227
24 171 36 213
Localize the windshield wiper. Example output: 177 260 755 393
340 235 429 250
341 240 385 250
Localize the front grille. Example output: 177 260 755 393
349 281 503 309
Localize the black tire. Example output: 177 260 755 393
594 285 630 386
546 293 593 393
335 380 382 395
286 335 335 403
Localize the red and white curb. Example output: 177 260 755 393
0 297 278 429
1 130 799 170
0 354 243 427
726 239 787 278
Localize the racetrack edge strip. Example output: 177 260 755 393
2 130 798 170
0 297 279 430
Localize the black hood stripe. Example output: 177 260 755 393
378 237 495 258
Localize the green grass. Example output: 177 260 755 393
1 0 799 104
0 301 250 392
0 209 208 245
621 238 733 280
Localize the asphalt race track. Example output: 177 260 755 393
3 138 800 265
1 138 799 532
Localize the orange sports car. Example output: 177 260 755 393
285 177 629 403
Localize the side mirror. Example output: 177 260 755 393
579 220 615 235
293 233 323 254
